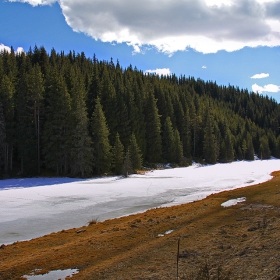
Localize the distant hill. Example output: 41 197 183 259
0 46 280 177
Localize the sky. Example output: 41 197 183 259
0 0 280 102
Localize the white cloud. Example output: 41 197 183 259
0 44 24 54
145 68 171 76
202 65 207 69
8 0 55 6
250 73 270 79
252 83 280 93
8 0 280 54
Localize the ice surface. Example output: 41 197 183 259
221 197 246 207
23 269 79 280
0 159 279 244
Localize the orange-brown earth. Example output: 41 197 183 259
1 171 280 279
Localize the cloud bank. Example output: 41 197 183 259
145 68 171 76
252 83 280 93
8 0 280 54
0 44 24 54
251 73 270 79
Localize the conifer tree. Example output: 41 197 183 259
241 139 247 160
145 92 162 162
122 148 133 177
181 109 192 159
112 133 124 175
203 110 217 164
69 69 93 177
27 64 44 174
219 121 234 163
0 75 15 173
91 97 112 174
15 55 38 175
0 102 6 174
258 135 271 159
244 134 254 160
173 128 183 163
43 70 72 175
87 56 101 118
162 116 175 162
276 136 280 159
100 66 117 142
129 133 143 171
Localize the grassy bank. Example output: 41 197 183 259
1 171 280 279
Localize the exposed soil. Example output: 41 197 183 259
1 171 280 279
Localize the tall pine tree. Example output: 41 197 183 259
91 97 112 174
112 133 124 175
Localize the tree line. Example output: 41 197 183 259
0 46 280 178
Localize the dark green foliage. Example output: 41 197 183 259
203 109 217 164
258 135 271 159
219 121 234 163
112 133 124 175
122 148 133 177
69 69 93 177
162 116 175 162
129 133 143 171
0 102 6 174
244 134 254 160
0 47 280 177
145 92 162 162
91 97 112 174
43 70 72 175
173 129 183 163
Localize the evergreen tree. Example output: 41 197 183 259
181 109 192 159
129 133 143 171
27 64 44 174
87 56 101 118
91 97 112 174
122 148 133 177
219 122 234 163
0 102 6 175
162 116 175 162
241 139 247 160
0 74 15 173
100 66 117 142
69 69 93 177
145 92 162 162
276 136 280 159
244 134 254 160
203 110 217 164
43 70 72 175
112 133 124 175
173 128 183 163
258 135 271 159
15 55 37 175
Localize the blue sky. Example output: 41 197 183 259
1 0 280 102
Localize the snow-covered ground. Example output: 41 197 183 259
0 159 279 244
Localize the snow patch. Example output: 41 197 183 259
23 268 79 279
0 159 279 244
221 197 246 207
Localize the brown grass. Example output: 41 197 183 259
1 171 280 279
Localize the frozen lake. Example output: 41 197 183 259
0 159 279 244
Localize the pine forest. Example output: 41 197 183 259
0 46 280 178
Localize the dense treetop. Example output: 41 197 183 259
0 46 279 177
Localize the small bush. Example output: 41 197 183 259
88 217 99 226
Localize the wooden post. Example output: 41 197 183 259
177 237 180 279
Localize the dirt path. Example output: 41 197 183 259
1 171 280 279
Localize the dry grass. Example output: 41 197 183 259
1 171 280 279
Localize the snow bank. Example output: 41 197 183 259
0 159 279 244
221 197 246 207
